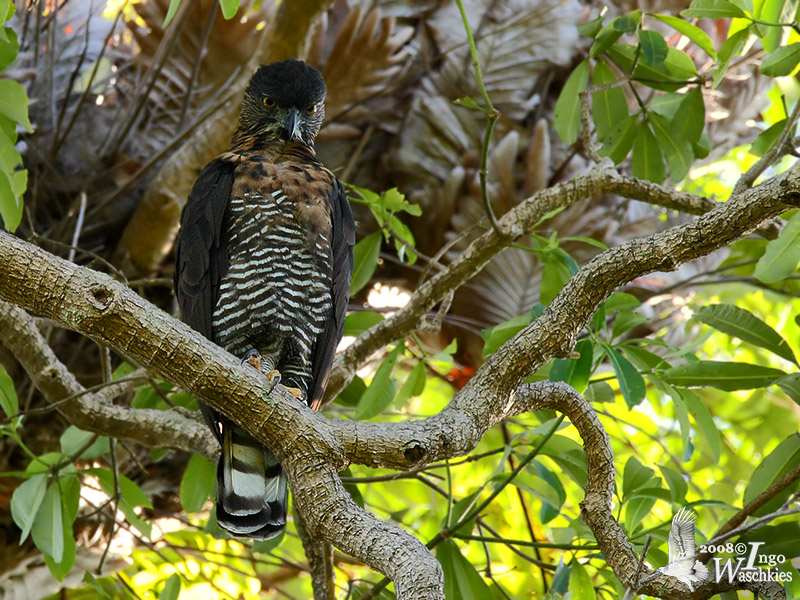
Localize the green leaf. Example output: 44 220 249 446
252 528 284 553
659 465 688 504
590 22 624 57
611 310 648 340
613 10 641 33
602 344 647 407
0 363 17 418
59 426 110 460
622 456 655 499
437 539 493 600
350 231 382 295
343 311 384 337
681 0 747 18
550 339 593 393
513 472 563 509
540 252 574 305
693 303 797 364
0 27 18 76
453 96 482 111
755 0 783 51
743 433 800 516
180 454 215 513
751 119 787 157
82 573 113 599
31 483 64 562
632 120 666 184
10 473 47 542
394 361 426 408
339 467 364 508
336 376 367 407
0 81 31 132
607 44 697 92
218 0 239 19
713 27 752 87
684 390 721 462
652 14 716 58
664 360 786 390
355 344 403 420
584 380 615 403
592 61 628 140
760 43 800 77
569 558 597 600
639 30 668 64
776 373 800 406
0 167 22 232
554 59 590 145
482 314 530 357
159 574 182 600
670 87 706 146
650 112 693 182
755 211 800 283
86 468 153 508
600 114 638 163
162 0 182 26
578 14 605 38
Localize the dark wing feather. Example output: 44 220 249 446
174 157 236 439
308 180 355 410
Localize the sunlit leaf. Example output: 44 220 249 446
159 574 181 600
776 373 800 406
355 344 403 420
742 433 800 516
351 231 382 295
592 61 628 140
437 539 492 599
755 211 800 283
394 361 426 408
218 0 239 20
578 14 604 39
713 27 752 87
622 456 655 499
683 390 721 463
554 59 590 145
750 119 788 157
482 314 530 357
693 303 797 364
659 465 688 504
180 454 215 513
602 344 646 407
652 14 716 58
590 22 624 57
600 113 638 163
759 43 800 77
638 30 668 64
10 473 47 542
664 360 786 390
631 120 666 184
0 81 31 131
0 363 17 418
343 310 384 337
551 339 593 393
681 0 747 18
31 483 64 563
569 557 597 600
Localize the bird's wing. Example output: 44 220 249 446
174 157 237 440
667 507 698 564
308 180 355 410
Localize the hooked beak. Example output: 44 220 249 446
282 108 301 142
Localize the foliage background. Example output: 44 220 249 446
0 0 799 598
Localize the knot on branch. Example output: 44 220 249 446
86 283 116 313
402 442 427 465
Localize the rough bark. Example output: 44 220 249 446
2 160 798 598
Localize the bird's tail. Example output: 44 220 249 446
216 423 287 540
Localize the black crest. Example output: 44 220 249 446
245 59 326 108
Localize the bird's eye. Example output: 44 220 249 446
306 104 316 115
263 96 276 108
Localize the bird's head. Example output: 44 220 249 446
238 59 326 147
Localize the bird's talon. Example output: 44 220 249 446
280 385 303 399
243 349 262 371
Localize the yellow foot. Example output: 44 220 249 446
280 385 303 399
264 369 281 386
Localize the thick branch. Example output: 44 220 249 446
0 300 217 460
325 163 783 403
